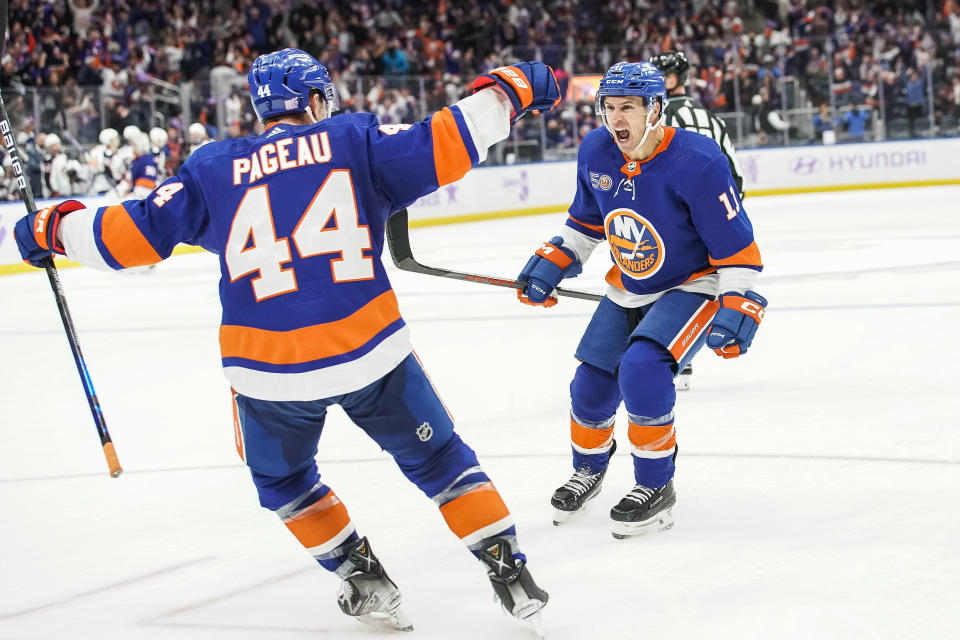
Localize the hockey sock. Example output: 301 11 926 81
274 480 360 574
627 412 677 487
434 467 521 563
569 412 615 474
619 339 679 487
569 362 621 473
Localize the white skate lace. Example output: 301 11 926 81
562 471 600 497
622 484 655 505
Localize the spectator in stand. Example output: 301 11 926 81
812 102 837 143
752 90 793 145
843 105 870 141
245 3 271 49
7 0 960 184
25 132 46 198
381 39 410 77
905 68 927 137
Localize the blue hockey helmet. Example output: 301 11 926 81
248 48 340 123
595 62 667 147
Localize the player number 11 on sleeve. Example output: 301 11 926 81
718 186 741 220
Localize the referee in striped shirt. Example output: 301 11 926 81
650 51 745 197
651 51 745 390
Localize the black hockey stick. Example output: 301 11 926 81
386 209 603 302
0 0 122 478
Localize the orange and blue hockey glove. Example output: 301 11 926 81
14 200 86 267
516 236 581 307
706 291 767 358
473 61 562 124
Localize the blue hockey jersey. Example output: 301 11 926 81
129 153 158 197
561 126 762 305
59 93 511 400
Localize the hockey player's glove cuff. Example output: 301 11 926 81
516 237 581 307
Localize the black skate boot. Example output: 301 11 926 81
551 440 616 525
675 364 693 391
337 537 413 631
480 538 548 637
610 479 677 539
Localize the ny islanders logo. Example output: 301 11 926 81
604 208 664 279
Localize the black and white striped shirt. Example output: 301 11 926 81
663 95 744 196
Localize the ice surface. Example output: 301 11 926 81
1 186 958 639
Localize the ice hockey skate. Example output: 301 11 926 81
480 538 549 638
610 479 676 539
675 364 693 391
551 440 616 525
337 537 413 632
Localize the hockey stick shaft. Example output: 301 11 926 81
0 0 122 478
386 209 603 302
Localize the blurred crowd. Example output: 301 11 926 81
2 0 960 199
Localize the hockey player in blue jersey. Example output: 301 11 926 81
15 48 561 632
127 133 159 198
515 62 766 539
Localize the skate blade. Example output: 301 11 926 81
353 606 414 632
552 498 594 526
525 611 547 639
611 508 674 539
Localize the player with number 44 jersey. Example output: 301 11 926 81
15 48 561 633
514 61 766 539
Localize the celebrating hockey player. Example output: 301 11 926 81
650 50 746 390
128 133 159 198
514 62 765 539
15 48 560 633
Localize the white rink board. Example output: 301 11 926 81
406 160 577 221
736 136 960 191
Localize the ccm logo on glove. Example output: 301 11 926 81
494 67 529 89
737 299 765 321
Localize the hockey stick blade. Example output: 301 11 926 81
386 209 602 303
0 0 122 478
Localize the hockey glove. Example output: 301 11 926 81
473 62 561 124
706 291 768 358
14 200 86 268
516 237 582 307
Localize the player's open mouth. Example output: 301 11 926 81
615 128 630 143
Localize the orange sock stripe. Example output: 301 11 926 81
283 492 352 549
438 481 511 539
570 419 614 450
627 422 676 451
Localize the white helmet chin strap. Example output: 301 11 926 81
629 99 665 154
